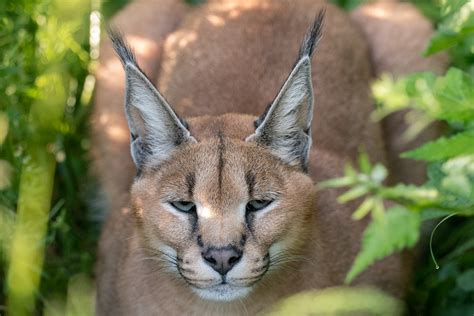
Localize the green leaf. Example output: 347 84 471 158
402 131 474 161
432 68 474 123
372 69 474 126
318 176 355 189
337 185 369 203
371 198 386 223
425 0 474 56
352 198 375 220
358 151 371 174
424 29 460 55
345 207 421 283
344 163 357 178
267 287 403 316
380 184 439 205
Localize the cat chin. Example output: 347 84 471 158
192 284 253 302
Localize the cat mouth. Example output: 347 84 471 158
180 263 269 290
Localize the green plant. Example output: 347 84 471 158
267 287 403 316
320 1 474 314
0 0 116 313
1 0 473 315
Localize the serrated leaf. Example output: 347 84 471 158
381 184 439 205
432 68 474 123
402 131 474 161
345 207 421 283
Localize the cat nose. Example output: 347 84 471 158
202 246 242 275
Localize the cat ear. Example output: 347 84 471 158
109 30 196 169
247 10 324 171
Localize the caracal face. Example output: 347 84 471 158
131 137 315 301
109 11 323 302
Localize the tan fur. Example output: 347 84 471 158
92 0 446 314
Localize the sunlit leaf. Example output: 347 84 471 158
402 131 474 161
267 287 403 316
373 69 474 127
352 197 375 220
337 185 369 203
381 184 439 205
318 176 356 189
425 0 474 56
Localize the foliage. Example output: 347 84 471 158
321 0 474 313
0 0 126 313
267 287 403 315
1 0 473 315
423 0 474 74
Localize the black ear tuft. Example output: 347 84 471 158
107 27 140 69
297 9 325 59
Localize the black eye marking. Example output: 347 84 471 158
185 173 195 197
245 170 255 197
246 200 273 212
170 201 196 213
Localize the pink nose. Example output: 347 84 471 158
202 246 242 275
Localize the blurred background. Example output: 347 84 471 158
0 0 473 315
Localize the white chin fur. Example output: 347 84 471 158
192 284 252 302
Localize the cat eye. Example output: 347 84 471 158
170 201 196 213
246 200 273 212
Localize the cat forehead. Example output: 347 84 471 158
156 136 284 177
141 137 286 189
185 113 258 141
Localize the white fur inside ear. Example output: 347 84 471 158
124 64 195 167
246 57 314 167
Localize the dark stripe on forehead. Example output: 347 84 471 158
186 172 195 198
217 132 225 194
245 170 255 197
